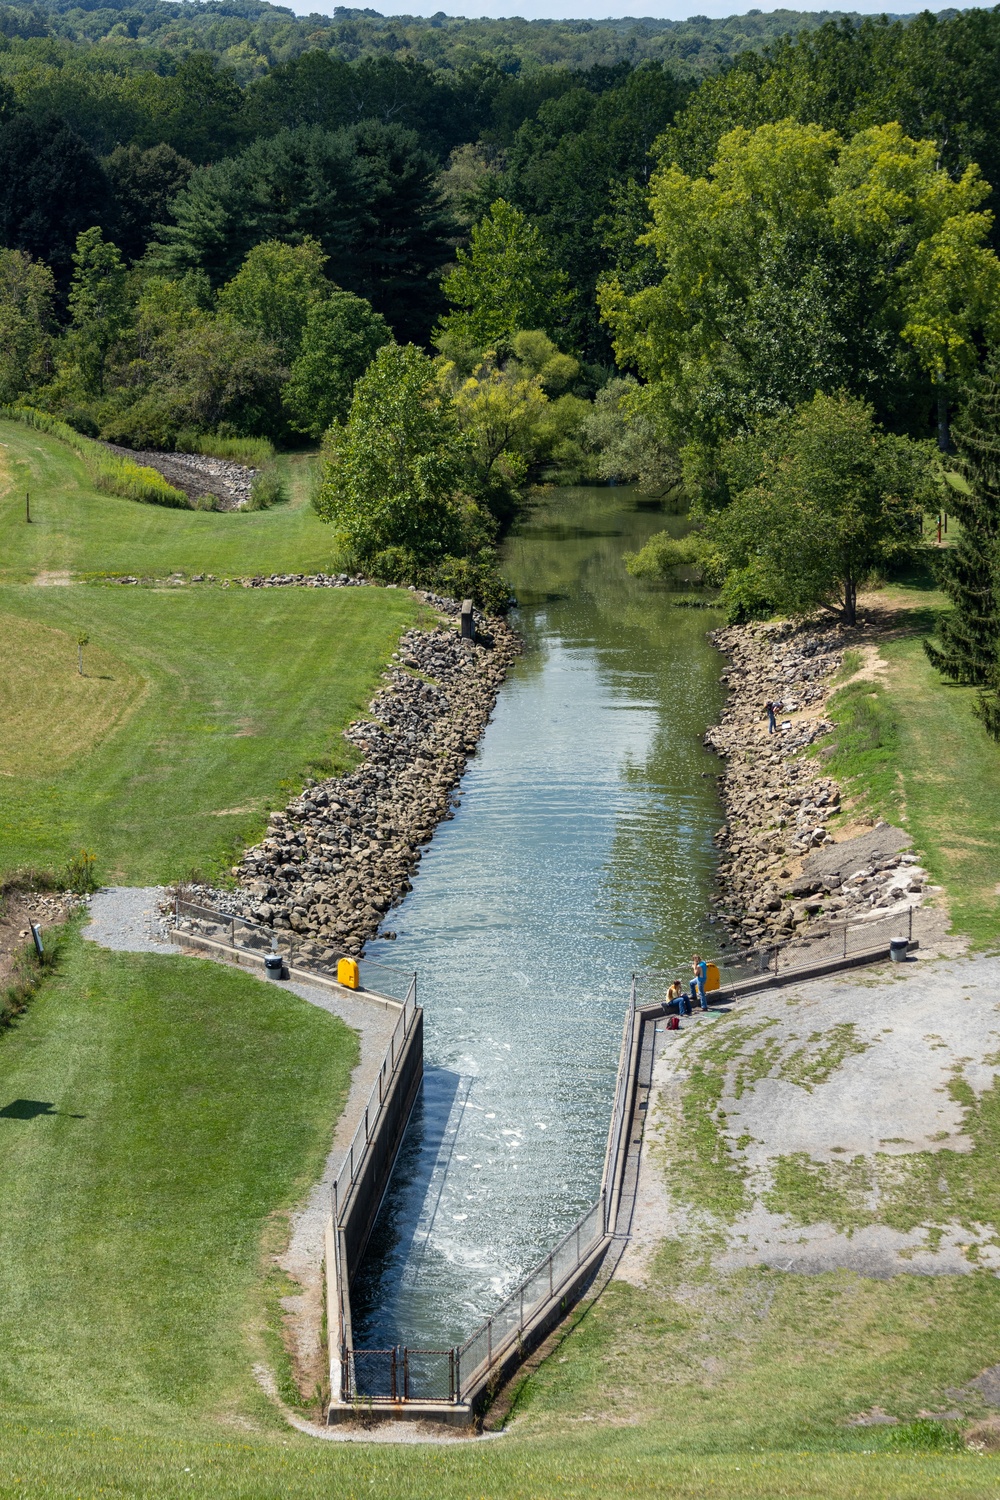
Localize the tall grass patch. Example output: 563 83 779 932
0 405 188 508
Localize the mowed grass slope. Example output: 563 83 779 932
0 933 357 1432
822 586 1000 947
0 418 336 581
0 582 419 883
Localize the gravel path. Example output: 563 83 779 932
83 884 397 1395
83 886 174 951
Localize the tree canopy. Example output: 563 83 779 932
438 199 571 354
600 119 1000 477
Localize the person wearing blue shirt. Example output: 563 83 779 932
691 954 708 1011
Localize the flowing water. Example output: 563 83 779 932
354 484 726 1349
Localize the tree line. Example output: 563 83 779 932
4 5 1000 727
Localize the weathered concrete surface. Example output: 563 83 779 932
620 950 1000 1285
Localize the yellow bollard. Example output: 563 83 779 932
337 957 360 990
705 962 720 993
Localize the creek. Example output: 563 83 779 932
354 484 726 1350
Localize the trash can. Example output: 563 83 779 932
889 937 909 963
264 952 285 979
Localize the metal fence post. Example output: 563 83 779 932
403 1347 409 1401
909 905 913 942
519 1285 524 1332
449 1347 456 1402
487 1317 492 1365
549 1253 553 1298
576 1223 581 1267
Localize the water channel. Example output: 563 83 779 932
354 484 726 1351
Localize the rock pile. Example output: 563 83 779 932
705 618 927 954
180 616 518 959
103 445 256 509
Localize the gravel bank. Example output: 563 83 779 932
102 445 256 509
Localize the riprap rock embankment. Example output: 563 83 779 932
200 614 518 959
707 619 929 954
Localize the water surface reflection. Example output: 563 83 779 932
354 486 725 1347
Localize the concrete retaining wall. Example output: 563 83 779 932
340 1010 423 1276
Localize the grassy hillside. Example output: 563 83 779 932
0 420 336 581
0 420 423 884
0 582 419 884
0 933 357 1432
822 584 1000 948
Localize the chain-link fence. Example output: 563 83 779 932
635 905 917 1010
331 985 416 1223
171 897 414 1002
346 1348 456 1402
340 984 635 1409
452 1193 607 1401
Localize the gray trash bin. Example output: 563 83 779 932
889 937 909 963
264 952 285 979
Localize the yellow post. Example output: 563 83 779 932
705 962 720 993
337 957 360 990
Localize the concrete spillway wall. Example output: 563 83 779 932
326 988 423 1419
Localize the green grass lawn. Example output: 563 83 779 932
0 581 419 884
820 584 1000 947
0 932 357 1435
0 418 338 580
14 937 999 1497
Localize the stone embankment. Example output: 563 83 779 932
181 610 518 958
103 445 255 509
706 619 929 954
111 570 371 588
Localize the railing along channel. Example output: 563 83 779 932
171 896 412 1002
338 977 639 1409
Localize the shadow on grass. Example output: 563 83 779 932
0 1098 85 1119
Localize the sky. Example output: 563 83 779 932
285 1 966 18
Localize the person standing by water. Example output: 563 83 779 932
690 954 708 1011
765 699 777 734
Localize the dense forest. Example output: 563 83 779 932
3 3 1000 725
0 2 862 77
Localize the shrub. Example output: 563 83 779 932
65 848 99 894
247 464 286 509
176 430 275 466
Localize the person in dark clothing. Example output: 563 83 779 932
765 699 777 734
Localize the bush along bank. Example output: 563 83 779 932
186 606 518 958
706 619 931 955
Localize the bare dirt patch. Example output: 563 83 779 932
0 889 82 989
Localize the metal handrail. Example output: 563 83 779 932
171 895 414 998
332 971 417 1225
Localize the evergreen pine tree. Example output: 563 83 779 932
924 353 1000 739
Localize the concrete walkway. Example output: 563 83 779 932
620 948 1000 1286
83 884 398 1391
